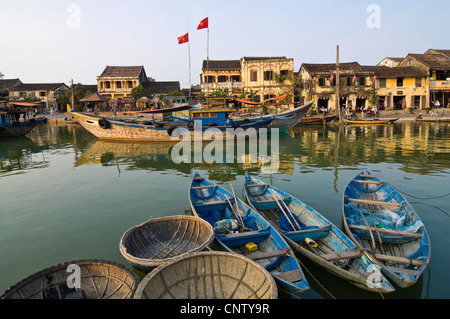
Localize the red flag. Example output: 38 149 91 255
197 17 208 30
177 33 189 44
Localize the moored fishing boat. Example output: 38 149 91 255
342 170 430 288
119 215 214 272
135 251 278 299
71 106 273 141
231 101 312 131
244 172 395 293
189 172 310 296
1 259 140 299
342 118 398 125
298 114 338 125
0 107 36 138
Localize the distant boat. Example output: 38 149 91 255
231 101 312 131
0 106 36 138
298 114 338 125
189 172 310 296
1 259 140 299
342 118 398 125
415 116 450 123
244 172 395 293
342 170 431 288
70 106 273 141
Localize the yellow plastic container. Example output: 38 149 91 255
245 242 258 252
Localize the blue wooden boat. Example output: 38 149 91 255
189 172 310 296
244 172 395 293
71 107 273 142
342 170 431 288
0 107 36 138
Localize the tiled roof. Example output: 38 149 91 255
11 83 68 91
301 62 369 74
425 49 450 58
202 60 241 71
363 66 427 78
406 54 450 70
99 66 144 77
142 81 180 95
0 79 22 91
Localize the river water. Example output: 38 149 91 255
0 121 448 299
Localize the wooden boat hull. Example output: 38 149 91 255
1 260 140 299
298 115 337 125
342 170 431 288
244 173 395 293
189 172 310 296
343 118 398 125
71 111 271 141
0 121 36 138
233 102 312 131
135 251 277 299
415 117 450 123
119 215 214 273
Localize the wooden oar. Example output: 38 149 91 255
271 193 297 231
276 193 301 230
229 184 244 225
367 210 386 254
224 194 244 229
357 208 377 251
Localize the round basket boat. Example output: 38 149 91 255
119 215 215 273
1 259 140 299
134 251 278 299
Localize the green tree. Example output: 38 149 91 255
130 85 148 100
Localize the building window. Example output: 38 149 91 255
231 75 241 82
39 91 46 97
415 77 422 87
358 77 366 86
346 77 352 86
218 76 228 83
397 77 404 87
264 71 273 81
105 82 111 89
280 70 289 78
318 78 325 87
127 81 133 89
205 75 215 83
116 81 122 89
379 78 386 88
250 70 258 82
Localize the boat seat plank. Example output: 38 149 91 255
247 250 288 261
319 250 362 261
246 184 268 188
355 180 382 185
373 254 425 267
192 185 216 190
273 270 302 283
358 174 377 178
349 198 402 207
349 225 423 238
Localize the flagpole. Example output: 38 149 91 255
188 40 192 103
206 26 209 107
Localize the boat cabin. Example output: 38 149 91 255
189 108 236 126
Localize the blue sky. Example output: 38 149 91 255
1 0 448 88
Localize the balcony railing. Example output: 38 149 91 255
430 81 450 89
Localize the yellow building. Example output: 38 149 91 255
200 56 294 103
398 51 450 108
299 62 374 113
9 82 69 111
97 66 148 99
241 56 294 102
200 60 242 97
364 66 428 110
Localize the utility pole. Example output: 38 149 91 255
71 79 74 112
336 45 340 123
